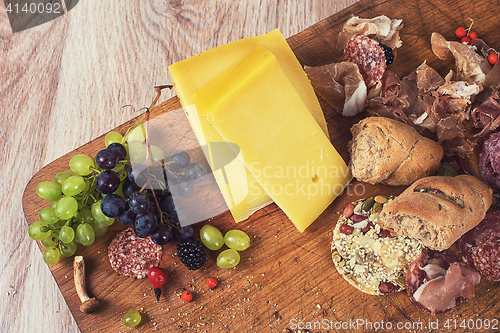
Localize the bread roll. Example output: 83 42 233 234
379 175 493 251
349 117 443 185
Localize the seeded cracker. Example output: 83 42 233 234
108 228 163 279
331 196 423 295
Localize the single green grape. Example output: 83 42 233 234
69 154 95 176
91 200 114 226
112 162 125 175
40 234 58 248
126 124 146 143
105 131 123 147
36 181 62 201
59 241 77 257
150 145 165 161
200 224 224 250
128 141 147 163
87 218 108 237
113 183 125 197
39 207 59 225
80 207 94 224
43 247 61 265
75 223 95 246
49 199 59 209
61 175 86 196
54 171 71 186
123 310 141 328
28 221 51 241
217 249 240 269
55 196 79 220
224 230 250 251
59 225 75 244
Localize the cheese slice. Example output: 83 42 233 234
168 29 328 222
194 46 352 232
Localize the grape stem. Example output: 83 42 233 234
134 85 173 225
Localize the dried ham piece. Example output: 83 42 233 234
337 15 403 51
406 249 480 314
431 32 486 84
479 132 500 190
412 262 480 314
305 62 367 116
459 210 500 281
365 70 413 125
472 91 500 138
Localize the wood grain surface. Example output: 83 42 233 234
1 1 358 332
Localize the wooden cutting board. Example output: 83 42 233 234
22 0 500 332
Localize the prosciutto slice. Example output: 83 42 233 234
431 32 486 84
305 62 367 116
406 249 480 314
413 262 480 314
337 15 403 51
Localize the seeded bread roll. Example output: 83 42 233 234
379 175 493 251
348 117 443 185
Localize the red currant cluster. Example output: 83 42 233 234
456 22 498 65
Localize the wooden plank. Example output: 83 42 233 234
21 0 500 332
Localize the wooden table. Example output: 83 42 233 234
1 1 357 332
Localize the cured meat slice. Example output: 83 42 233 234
431 32 486 84
305 62 367 116
108 228 163 279
459 211 500 281
406 249 480 314
479 132 500 190
337 15 403 51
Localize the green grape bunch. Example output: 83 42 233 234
29 131 128 265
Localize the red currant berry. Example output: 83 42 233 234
468 31 478 39
461 36 472 45
455 27 467 39
148 267 167 301
181 290 193 302
488 53 498 65
207 277 218 289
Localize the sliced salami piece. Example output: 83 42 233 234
406 249 481 314
459 210 500 281
108 228 163 279
343 35 387 88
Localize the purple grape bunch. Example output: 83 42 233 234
94 146 208 245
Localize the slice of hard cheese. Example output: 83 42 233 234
194 46 352 232
168 29 328 222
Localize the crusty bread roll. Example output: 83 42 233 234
379 175 493 251
349 117 443 185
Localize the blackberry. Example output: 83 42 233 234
176 239 206 270
379 43 394 65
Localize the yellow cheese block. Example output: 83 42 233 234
168 29 328 222
194 46 352 232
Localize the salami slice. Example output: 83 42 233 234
406 249 480 314
108 228 163 279
343 35 387 88
459 210 500 281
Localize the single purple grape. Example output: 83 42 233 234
150 224 175 245
100 194 125 217
95 170 120 194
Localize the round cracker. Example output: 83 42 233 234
331 196 423 295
